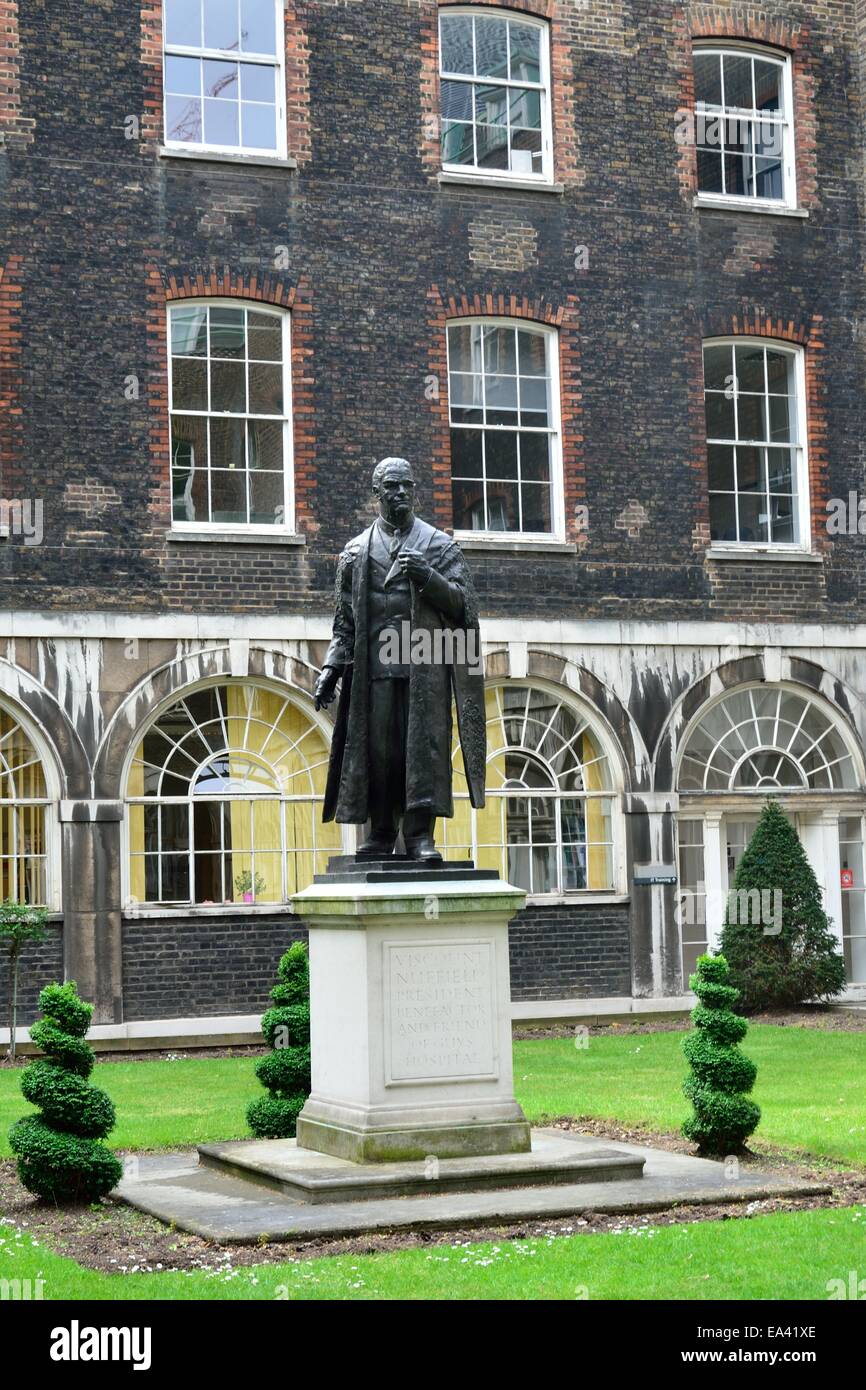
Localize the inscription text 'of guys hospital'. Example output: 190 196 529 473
387 941 497 1082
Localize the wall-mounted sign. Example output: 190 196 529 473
633 864 678 887
841 868 855 890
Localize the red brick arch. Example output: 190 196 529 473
425 286 584 540
144 266 316 534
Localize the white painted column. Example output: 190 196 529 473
703 811 725 953
799 811 844 949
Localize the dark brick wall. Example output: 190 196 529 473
0 927 64 1028
509 903 632 1000
121 916 307 1022
0 1 863 622
119 906 628 1021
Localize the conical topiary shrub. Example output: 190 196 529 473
682 954 760 1154
720 800 845 1011
247 941 311 1138
8 981 123 1201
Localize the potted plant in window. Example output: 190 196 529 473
234 870 267 905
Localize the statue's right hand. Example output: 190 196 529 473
314 666 341 710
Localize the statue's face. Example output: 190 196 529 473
374 467 416 527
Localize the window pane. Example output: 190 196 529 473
211 360 246 411
509 87 541 129
694 51 722 107
249 470 284 525
735 344 764 393
247 313 282 360
768 394 791 442
241 0 276 55
521 483 551 532
697 148 723 194
211 468 247 523
707 444 734 491
754 59 782 113
767 447 793 491
705 392 735 438
240 62 275 102
165 0 201 47
452 477 485 530
724 149 752 197
486 431 518 479
204 97 239 145
737 493 769 544
441 79 473 122
736 446 764 492
487 482 519 530
755 156 782 200
451 429 482 479
204 0 239 51
723 53 753 110
448 324 478 374
509 22 540 83
483 325 516 374
703 344 733 391
442 120 474 165
518 330 547 375
737 394 766 440
166 94 202 142
520 433 550 482
203 57 238 98
248 418 283 471
710 492 737 542
475 18 508 80
165 55 201 95
210 416 245 468
766 350 793 394
248 362 283 414
511 127 542 174
476 123 508 168
172 357 208 410
171 305 208 356
475 84 507 125
440 14 474 75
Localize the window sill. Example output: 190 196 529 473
123 903 295 920
693 195 808 219
706 546 822 564
525 893 630 907
158 145 298 171
456 535 577 555
438 171 564 195
167 529 306 547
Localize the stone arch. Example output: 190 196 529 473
93 645 329 800
0 658 89 799
653 654 866 793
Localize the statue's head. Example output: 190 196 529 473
372 457 416 528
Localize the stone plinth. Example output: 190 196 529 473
292 864 531 1162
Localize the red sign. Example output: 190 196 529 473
841 868 855 889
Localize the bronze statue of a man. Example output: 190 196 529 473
315 458 487 861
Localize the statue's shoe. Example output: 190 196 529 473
357 835 397 858
405 836 443 863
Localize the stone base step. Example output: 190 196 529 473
197 1131 645 1205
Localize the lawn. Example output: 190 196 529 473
1 1206 864 1301
2 1025 865 1302
1 1026 864 1166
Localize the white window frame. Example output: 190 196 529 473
162 0 287 159
440 680 626 903
703 336 810 554
447 316 565 542
693 41 797 212
438 6 554 185
0 701 61 913
121 679 343 911
168 298 294 535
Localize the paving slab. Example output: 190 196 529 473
116 1130 831 1243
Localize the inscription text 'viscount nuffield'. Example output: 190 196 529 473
386 941 497 1083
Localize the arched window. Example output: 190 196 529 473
440 683 618 895
439 7 553 183
693 44 795 208
126 683 340 906
168 299 292 531
678 685 859 792
0 705 51 905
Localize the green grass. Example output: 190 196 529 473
1 1206 864 1301
1 1026 864 1166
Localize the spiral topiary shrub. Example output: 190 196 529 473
247 941 311 1139
682 954 760 1155
8 982 123 1202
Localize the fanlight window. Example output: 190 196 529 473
679 687 858 792
0 707 49 904
127 684 340 905
439 684 617 895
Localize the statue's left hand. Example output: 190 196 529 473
397 548 431 585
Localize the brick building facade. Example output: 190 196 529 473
1 1 866 1025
